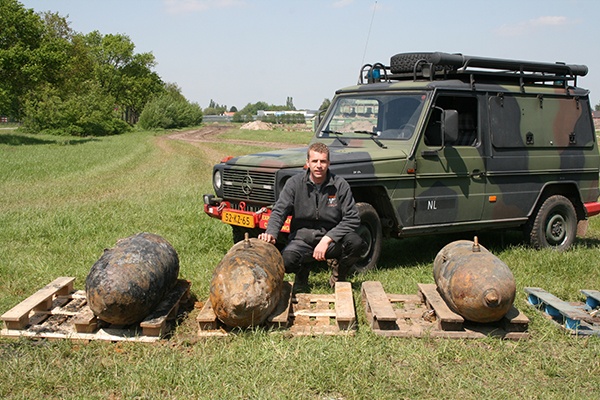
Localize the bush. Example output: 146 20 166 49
138 93 203 130
232 112 252 123
22 82 131 136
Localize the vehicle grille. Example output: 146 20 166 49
222 169 276 204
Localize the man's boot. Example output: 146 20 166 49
328 259 348 288
293 266 310 294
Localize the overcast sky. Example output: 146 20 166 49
19 0 600 110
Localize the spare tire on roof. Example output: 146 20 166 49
390 52 461 74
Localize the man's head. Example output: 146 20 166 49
306 143 330 184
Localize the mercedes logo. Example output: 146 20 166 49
241 175 253 195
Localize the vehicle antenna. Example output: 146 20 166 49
361 1 378 65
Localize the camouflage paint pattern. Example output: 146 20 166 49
204 52 600 256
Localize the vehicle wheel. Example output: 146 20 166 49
232 226 262 244
352 202 382 273
390 52 453 74
525 195 577 251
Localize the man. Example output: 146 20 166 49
258 142 365 292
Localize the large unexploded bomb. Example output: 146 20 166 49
433 237 516 323
85 232 180 325
210 235 285 328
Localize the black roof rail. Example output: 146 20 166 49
428 52 588 77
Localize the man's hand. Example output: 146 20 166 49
313 236 333 261
258 232 276 244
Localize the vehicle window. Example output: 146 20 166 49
321 94 426 140
425 95 478 147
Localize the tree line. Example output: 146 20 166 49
1 1 331 136
0 0 202 135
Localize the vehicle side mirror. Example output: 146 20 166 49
442 109 459 143
315 109 327 132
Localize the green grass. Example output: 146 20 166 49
1 126 599 399
220 126 314 145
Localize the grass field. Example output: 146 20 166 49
1 126 599 399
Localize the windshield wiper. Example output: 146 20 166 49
354 130 387 149
321 130 348 146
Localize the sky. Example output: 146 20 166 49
18 0 600 110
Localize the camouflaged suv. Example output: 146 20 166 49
204 52 600 271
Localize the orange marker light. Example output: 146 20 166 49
488 195 497 202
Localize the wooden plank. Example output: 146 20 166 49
292 309 336 317
500 306 530 332
196 301 219 330
1 277 188 341
1 277 75 329
140 279 190 336
292 294 311 327
361 281 398 330
335 282 355 323
525 287 595 323
267 282 292 327
581 289 600 309
289 325 353 336
0 327 162 343
388 293 423 304
314 299 331 326
72 305 98 333
363 282 527 340
418 283 463 331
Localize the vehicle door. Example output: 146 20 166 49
413 94 486 225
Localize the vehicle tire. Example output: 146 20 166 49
352 202 382 273
390 52 453 74
525 195 577 251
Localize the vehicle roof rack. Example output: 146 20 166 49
359 52 588 90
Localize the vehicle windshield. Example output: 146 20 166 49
320 93 426 140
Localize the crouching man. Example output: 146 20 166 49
258 142 365 292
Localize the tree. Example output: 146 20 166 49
22 81 130 136
319 98 331 112
138 83 203 129
204 99 227 115
286 96 296 111
0 0 52 118
82 31 163 124
239 101 270 116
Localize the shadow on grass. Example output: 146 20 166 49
0 133 96 146
375 229 527 270
573 236 600 248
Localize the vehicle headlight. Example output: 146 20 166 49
213 170 222 191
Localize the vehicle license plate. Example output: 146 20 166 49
222 210 255 228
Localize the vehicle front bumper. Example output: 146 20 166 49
203 194 291 232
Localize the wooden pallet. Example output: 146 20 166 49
197 281 356 337
525 287 600 336
361 281 529 340
1 277 191 342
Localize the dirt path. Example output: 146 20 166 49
164 125 300 149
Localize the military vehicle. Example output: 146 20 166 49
204 52 600 272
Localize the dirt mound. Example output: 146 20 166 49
240 121 273 130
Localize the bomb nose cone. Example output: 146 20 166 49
483 289 501 308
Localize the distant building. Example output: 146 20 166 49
257 110 317 119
